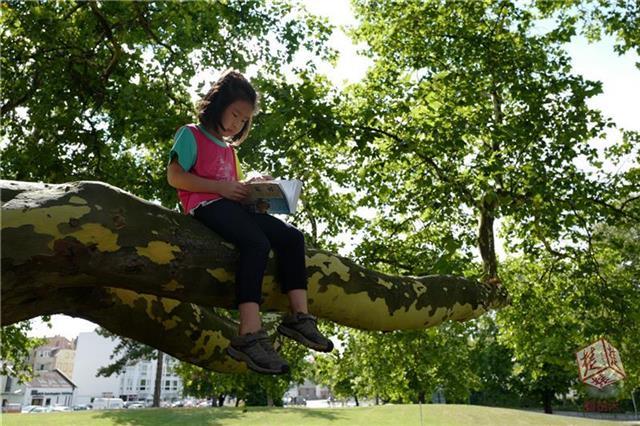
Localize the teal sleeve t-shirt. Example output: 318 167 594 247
168 126 197 171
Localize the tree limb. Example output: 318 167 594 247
1 179 509 371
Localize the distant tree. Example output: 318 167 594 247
534 0 640 58
0 321 46 383
313 322 478 405
497 214 640 413
468 316 520 408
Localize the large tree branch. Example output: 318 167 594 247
0 72 42 116
88 1 123 83
1 179 509 371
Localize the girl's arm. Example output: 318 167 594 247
167 157 248 201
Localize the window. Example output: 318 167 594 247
164 380 171 391
139 379 146 391
4 377 12 392
172 380 178 390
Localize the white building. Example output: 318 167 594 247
1 369 77 407
71 331 121 405
118 356 183 403
72 331 183 405
285 379 330 401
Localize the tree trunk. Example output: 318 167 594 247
1 180 509 373
477 88 504 284
218 394 225 407
153 350 163 407
478 199 499 280
542 389 553 414
543 389 553 414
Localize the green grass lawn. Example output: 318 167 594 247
1 404 635 426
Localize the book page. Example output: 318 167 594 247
274 179 302 214
246 182 286 201
244 179 302 214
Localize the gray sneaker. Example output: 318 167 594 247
226 329 289 375
277 312 334 352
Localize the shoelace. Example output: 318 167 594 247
244 337 278 364
255 335 286 362
294 313 318 327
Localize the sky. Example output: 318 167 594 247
26 0 639 340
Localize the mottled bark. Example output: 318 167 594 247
1 179 509 372
478 194 499 280
477 88 504 282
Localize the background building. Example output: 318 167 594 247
72 331 183 405
118 356 183 404
29 335 75 377
286 379 330 401
2 332 184 408
1 369 77 407
71 331 121 405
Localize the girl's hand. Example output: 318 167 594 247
218 181 249 202
245 175 274 183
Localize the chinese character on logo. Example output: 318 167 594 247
576 338 626 390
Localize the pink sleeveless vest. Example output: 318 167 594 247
177 124 239 215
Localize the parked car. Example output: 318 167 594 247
51 405 71 412
2 403 21 413
286 396 307 406
20 405 37 413
72 404 90 411
91 397 125 410
126 402 144 409
25 405 53 413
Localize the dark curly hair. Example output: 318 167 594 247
196 69 258 146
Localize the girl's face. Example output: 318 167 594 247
220 100 254 137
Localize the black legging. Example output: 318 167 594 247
193 198 308 306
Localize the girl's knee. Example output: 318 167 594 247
289 227 305 246
252 235 271 257
237 232 271 255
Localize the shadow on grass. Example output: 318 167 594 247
95 406 347 425
95 407 243 426
261 407 347 421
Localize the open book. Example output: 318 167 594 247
242 179 303 215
